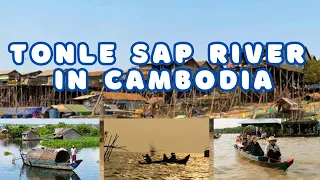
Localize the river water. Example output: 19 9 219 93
0 139 100 180
214 133 320 179
105 151 209 179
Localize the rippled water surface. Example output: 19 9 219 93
0 139 99 180
214 133 320 179
105 151 209 179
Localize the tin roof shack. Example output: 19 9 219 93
274 97 304 119
54 128 82 140
282 119 319 137
0 70 21 85
22 130 41 141
91 91 146 110
71 94 100 107
240 119 282 136
88 71 104 89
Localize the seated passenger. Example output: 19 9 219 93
264 136 281 162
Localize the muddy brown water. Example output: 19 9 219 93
214 133 320 179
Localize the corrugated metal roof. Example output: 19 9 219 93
147 97 164 104
240 119 281 125
20 71 42 76
72 94 99 100
37 70 54 77
91 91 146 101
88 71 105 77
51 105 73 113
0 70 19 75
63 104 92 113
22 130 38 135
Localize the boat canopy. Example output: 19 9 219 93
25 148 70 163
240 119 281 125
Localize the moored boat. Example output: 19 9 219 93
234 144 293 171
138 154 190 165
20 148 82 171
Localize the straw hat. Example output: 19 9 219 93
267 136 277 142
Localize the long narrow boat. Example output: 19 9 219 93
20 148 83 171
139 154 190 165
234 144 293 171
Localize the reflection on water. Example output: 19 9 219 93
24 165 80 180
214 133 320 179
105 151 209 179
0 139 99 180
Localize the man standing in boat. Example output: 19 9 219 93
71 145 78 163
264 136 281 163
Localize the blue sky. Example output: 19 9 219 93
1 0 319 72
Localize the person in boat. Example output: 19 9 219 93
246 136 264 156
235 136 244 149
143 154 152 163
242 135 252 148
71 145 78 163
264 136 281 163
169 153 177 162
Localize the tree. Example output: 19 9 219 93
304 60 320 84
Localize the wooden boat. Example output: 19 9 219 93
20 148 83 171
214 134 221 139
24 165 80 180
234 144 293 171
138 154 190 165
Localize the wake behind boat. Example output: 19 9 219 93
20 148 83 171
138 154 190 165
234 144 293 171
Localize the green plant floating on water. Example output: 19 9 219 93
40 137 99 148
4 151 12 156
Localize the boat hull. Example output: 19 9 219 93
139 154 190 165
234 145 293 171
24 159 83 171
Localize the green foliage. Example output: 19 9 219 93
40 137 99 148
214 126 255 134
6 125 29 138
4 151 12 156
304 60 320 83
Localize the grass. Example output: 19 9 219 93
40 137 99 148
4 151 12 156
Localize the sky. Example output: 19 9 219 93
0 0 319 73
0 118 99 125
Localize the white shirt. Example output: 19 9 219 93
264 144 280 154
71 148 77 156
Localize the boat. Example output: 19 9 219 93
19 148 83 171
138 154 190 165
214 134 221 139
234 144 293 171
24 165 81 180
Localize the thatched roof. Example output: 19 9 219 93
25 148 70 163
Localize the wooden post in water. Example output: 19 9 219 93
209 118 214 132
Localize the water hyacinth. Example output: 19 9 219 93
40 137 99 148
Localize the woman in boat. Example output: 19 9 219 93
143 154 152 163
264 136 281 163
235 136 244 149
246 136 264 156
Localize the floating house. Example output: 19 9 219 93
71 94 100 107
54 128 82 140
22 130 41 141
